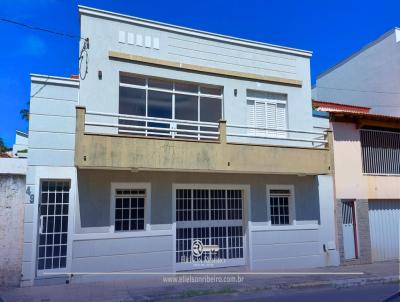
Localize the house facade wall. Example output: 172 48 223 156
70 170 337 278
332 120 399 263
332 121 400 200
21 7 340 286
78 9 315 147
21 76 79 286
313 29 400 116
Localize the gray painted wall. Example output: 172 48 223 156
72 234 173 275
313 29 400 116
72 170 324 274
76 170 320 232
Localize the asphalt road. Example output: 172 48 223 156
178 283 400 302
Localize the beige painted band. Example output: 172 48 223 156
109 51 302 87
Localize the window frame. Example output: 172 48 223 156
360 128 400 176
266 184 296 226
246 94 288 138
119 73 224 123
110 182 151 233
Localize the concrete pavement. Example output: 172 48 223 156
0 260 399 302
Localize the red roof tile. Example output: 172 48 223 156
312 100 371 114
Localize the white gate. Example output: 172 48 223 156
369 200 400 261
37 180 70 276
342 201 357 260
175 186 245 270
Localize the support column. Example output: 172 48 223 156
317 175 340 266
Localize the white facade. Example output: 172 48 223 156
21 6 339 286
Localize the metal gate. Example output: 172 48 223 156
37 180 70 275
175 187 245 270
369 200 400 261
342 200 357 260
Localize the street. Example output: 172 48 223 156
177 283 400 302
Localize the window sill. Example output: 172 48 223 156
362 173 400 177
72 229 173 241
250 224 319 231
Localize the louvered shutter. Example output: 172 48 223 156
247 100 255 135
255 101 266 136
266 103 277 136
276 103 287 137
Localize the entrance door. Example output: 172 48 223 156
342 200 357 260
37 180 70 275
175 187 245 270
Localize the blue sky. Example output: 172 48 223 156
1 0 399 147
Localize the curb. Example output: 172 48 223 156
257 275 400 291
1 275 398 302
151 276 400 301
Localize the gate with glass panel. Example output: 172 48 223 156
37 180 70 275
175 187 246 270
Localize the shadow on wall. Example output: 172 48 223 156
332 122 360 142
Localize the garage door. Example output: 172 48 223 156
369 200 400 261
175 187 245 270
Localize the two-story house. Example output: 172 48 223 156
314 100 400 265
21 6 339 286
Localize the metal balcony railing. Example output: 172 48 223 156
83 110 329 149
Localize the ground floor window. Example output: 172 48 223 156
114 188 146 231
267 185 295 225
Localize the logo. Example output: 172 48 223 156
192 240 220 257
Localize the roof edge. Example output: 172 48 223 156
78 5 312 58
329 111 400 124
312 99 371 112
15 130 28 138
30 74 79 87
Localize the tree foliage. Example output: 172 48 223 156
0 137 10 152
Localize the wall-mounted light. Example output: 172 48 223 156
234 89 237 97
98 70 102 80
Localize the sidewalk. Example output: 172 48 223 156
0 261 399 302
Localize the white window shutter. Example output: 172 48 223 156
247 100 255 135
266 103 276 136
255 101 266 136
276 103 287 137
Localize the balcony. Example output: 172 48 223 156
75 107 332 175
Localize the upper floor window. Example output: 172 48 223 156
360 128 400 175
119 73 222 139
246 90 287 138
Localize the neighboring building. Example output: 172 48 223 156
21 6 340 286
12 131 28 158
0 157 27 286
312 28 400 116
314 100 400 264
